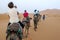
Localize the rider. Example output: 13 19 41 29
23 10 30 23
6 2 24 39
34 9 40 21
43 14 45 20
34 9 40 17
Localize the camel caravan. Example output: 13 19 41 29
6 2 45 40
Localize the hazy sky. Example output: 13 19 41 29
0 0 60 13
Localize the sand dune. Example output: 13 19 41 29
0 9 60 40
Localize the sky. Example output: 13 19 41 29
0 0 60 13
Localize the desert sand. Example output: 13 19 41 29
0 9 60 40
